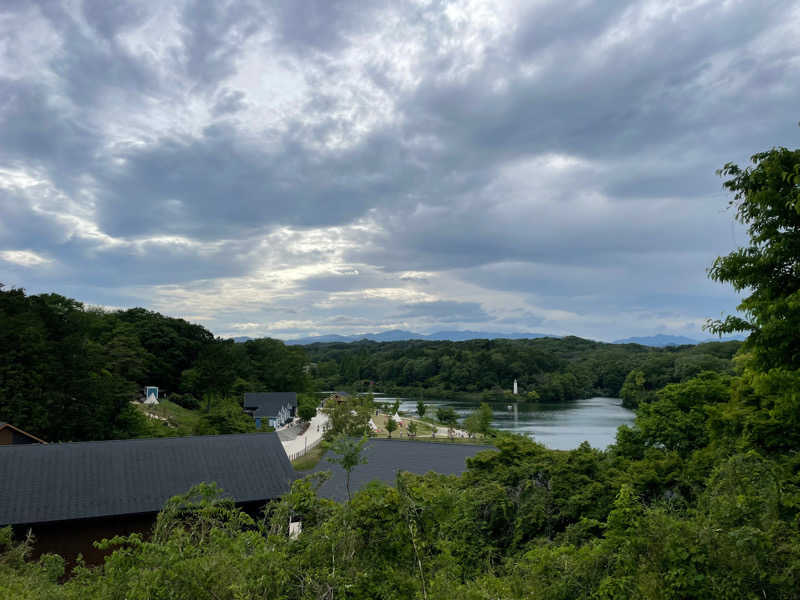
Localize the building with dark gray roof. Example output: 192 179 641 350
0 432 293 527
0 432 295 561
309 439 494 502
243 392 297 428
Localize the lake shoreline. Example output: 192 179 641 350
385 395 635 451
373 387 616 404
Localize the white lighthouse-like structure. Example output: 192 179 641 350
513 379 518 395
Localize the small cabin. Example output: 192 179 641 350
0 422 46 445
328 391 351 404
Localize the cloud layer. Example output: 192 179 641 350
1 0 798 341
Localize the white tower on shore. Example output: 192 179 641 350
513 379 518 395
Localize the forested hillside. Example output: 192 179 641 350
303 336 741 404
0 289 309 442
0 284 741 443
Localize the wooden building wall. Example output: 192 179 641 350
21 512 158 567
0 426 44 445
15 499 272 572
0 428 13 445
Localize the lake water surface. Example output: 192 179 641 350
393 396 635 450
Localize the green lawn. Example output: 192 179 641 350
292 442 329 470
371 413 491 441
135 399 202 435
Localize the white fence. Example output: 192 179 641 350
286 434 323 461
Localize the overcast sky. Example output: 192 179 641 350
1 0 798 341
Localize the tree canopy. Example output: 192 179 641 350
303 335 740 403
0 287 310 442
708 146 800 369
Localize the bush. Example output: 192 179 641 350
169 393 200 410
298 402 316 422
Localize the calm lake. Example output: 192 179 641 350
392 396 635 450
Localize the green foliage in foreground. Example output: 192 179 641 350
4 365 800 600
708 145 800 371
5 366 800 598
327 434 369 501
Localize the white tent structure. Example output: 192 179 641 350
143 386 159 405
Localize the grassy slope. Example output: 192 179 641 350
135 399 202 436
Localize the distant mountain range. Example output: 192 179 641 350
613 334 747 347
281 330 556 345
230 331 746 347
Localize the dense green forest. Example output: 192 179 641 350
304 336 741 405
0 284 740 441
0 291 309 442
0 282 740 443
2 140 800 599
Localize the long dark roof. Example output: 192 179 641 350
0 433 295 526
243 392 297 417
310 439 493 502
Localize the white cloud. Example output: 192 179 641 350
0 250 52 267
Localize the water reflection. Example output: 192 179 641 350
393 396 635 450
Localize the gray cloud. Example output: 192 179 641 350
269 0 385 55
181 0 264 88
394 300 490 323
88 127 421 238
212 88 248 116
1 0 797 341
38 2 162 111
0 79 97 182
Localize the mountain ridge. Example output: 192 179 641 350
613 333 747 347
231 331 747 346
282 329 557 345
